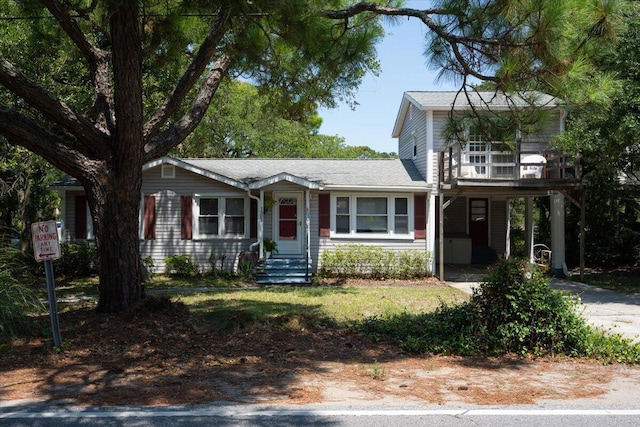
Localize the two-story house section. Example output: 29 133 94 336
392 91 582 278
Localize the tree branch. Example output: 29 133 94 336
143 54 231 162
0 105 98 180
41 0 114 133
143 5 234 140
324 2 531 83
0 57 110 160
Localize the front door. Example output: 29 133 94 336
274 192 303 255
469 198 489 246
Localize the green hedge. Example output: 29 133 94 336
319 244 432 279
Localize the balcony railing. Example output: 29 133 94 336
439 141 580 184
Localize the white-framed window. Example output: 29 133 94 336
331 194 413 238
194 195 247 238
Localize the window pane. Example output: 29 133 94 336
357 216 388 233
200 198 218 215
336 215 350 234
225 198 244 215
224 217 244 235
336 197 349 214
395 216 409 234
199 217 218 235
357 197 387 215
395 198 408 215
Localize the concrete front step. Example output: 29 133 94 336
256 276 311 285
255 256 312 285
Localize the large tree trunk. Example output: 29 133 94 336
91 165 143 313
91 1 145 313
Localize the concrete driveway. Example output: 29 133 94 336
445 265 640 343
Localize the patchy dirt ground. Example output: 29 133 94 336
2 285 640 407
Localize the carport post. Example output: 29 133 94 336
439 192 444 281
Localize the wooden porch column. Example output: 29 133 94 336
525 196 534 263
550 192 566 276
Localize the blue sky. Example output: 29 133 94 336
318 1 458 154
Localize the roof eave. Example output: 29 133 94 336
146 157 247 190
248 172 321 190
322 184 432 192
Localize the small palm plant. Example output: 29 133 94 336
263 238 278 257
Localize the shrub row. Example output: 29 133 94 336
319 244 432 279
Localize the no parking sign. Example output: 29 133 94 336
31 221 61 262
31 220 62 348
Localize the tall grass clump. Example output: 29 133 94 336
0 245 45 338
356 258 640 363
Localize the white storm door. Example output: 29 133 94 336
274 192 303 255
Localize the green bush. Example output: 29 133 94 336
471 258 590 356
164 254 199 277
54 242 98 278
355 258 640 363
320 244 432 279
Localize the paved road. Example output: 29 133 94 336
2 402 640 427
446 266 640 343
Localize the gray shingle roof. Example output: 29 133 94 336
182 158 426 189
405 91 561 110
51 158 428 190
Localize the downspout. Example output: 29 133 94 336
247 189 263 256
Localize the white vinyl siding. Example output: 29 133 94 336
140 165 254 272
398 104 427 180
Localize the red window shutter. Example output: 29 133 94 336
180 195 193 240
414 194 427 239
143 195 156 239
74 195 87 239
318 193 330 237
250 198 258 239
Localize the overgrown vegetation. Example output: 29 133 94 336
319 244 432 279
355 258 640 364
0 245 44 338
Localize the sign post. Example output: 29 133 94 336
31 221 62 348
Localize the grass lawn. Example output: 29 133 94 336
49 274 468 331
177 284 468 330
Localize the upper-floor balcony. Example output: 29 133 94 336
439 141 582 190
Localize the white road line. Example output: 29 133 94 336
2 408 640 418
